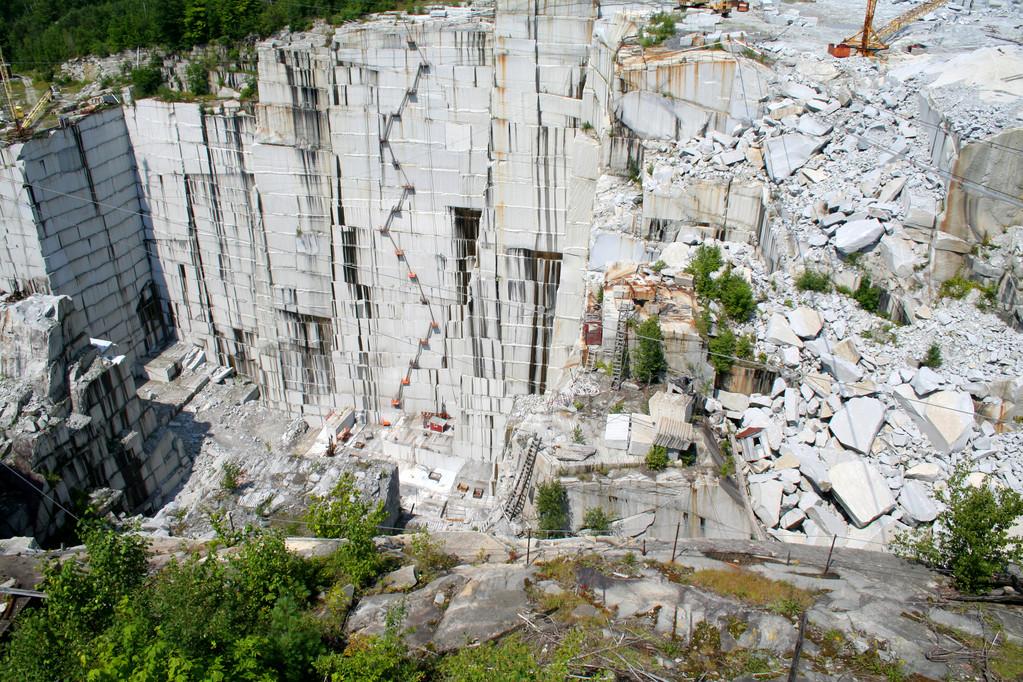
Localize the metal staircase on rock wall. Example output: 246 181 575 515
504 435 540 519
610 302 633 390
381 40 436 412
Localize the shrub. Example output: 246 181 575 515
536 480 570 538
220 461 242 491
716 269 756 321
408 529 456 583
638 12 678 47
185 61 210 95
735 333 754 360
920 343 942 369
894 465 1023 593
651 259 667 273
708 326 736 374
305 473 387 586
686 245 724 297
130 65 162 97
852 276 883 313
571 425 584 444
631 316 667 384
645 445 669 471
796 269 832 293
939 273 997 305
582 507 611 533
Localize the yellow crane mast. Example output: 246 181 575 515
829 0 948 57
0 46 56 138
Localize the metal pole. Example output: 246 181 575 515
787 611 808 682
823 535 837 575
671 522 681 562
526 529 531 565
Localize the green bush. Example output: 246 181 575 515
582 507 611 533
852 276 883 314
221 461 242 491
572 425 584 444
686 244 724 297
304 473 387 586
716 269 756 321
651 259 667 273
894 465 1023 593
708 326 736 374
536 480 570 538
408 529 456 584
645 445 669 471
631 316 667 384
130 65 162 97
796 269 832 293
939 274 997 305
638 12 678 47
185 61 210 95
735 333 754 360
920 343 942 369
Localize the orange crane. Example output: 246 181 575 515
828 0 948 57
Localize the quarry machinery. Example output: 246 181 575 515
828 0 948 57
0 47 55 137
676 0 749 17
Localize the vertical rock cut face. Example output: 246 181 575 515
116 5 600 458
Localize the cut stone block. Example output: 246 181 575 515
829 397 885 454
829 460 896 528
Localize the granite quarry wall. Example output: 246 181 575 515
5 2 985 474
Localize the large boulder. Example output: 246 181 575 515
834 218 885 255
750 479 784 527
764 133 826 181
879 236 919 278
786 307 823 339
894 386 975 453
829 397 885 453
899 481 939 524
829 460 896 527
765 313 803 348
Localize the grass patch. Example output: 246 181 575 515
685 568 817 617
939 273 997 305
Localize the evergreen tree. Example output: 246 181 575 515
631 316 667 384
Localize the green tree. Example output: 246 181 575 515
708 325 737 374
186 60 210 95
716 269 756 321
536 480 570 538
631 316 667 384
645 445 669 471
685 244 724 297
894 465 1023 593
1 523 149 681
305 473 388 586
131 64 163 97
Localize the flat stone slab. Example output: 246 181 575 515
829 397 885 454
829 459 896 527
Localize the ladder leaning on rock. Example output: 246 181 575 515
504 435 540 519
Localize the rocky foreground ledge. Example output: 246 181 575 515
4 532 1020 680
